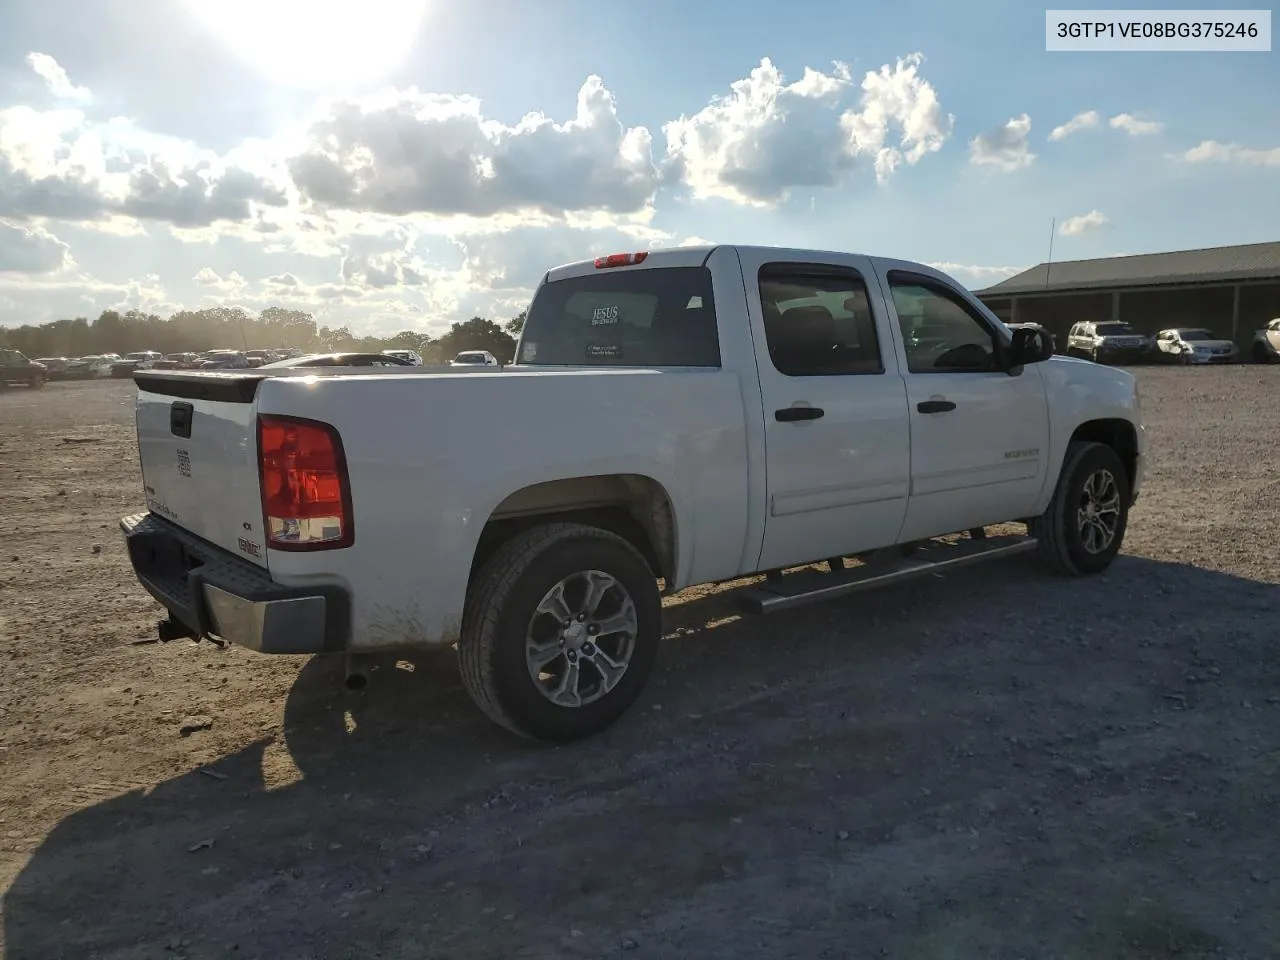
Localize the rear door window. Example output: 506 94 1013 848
518 266 720 367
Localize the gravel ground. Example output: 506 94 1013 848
1 368 1278 960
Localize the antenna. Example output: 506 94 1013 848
1045 218 1056 288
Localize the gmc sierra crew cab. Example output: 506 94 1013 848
121 245 1146 742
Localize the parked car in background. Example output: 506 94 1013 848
1154 328 1239 364
1066 321 1155 365
0 349 46 389
245 350 282 367
1252 318 1280 364
33 357 71 380
200 351 252 370
382 349 423 365
450 350 500 367
153 353 200 370
111 351 163 377
64 356 114 379
259 352 415 369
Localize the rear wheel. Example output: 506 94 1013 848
1030 441 1130 576
458 522 662 742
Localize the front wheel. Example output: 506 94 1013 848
1030 441 1131 576
458 522 662 742
28 374 43 389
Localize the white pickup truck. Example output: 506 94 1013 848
121 245 1145 742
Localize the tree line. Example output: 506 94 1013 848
0 306 529 365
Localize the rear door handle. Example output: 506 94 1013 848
917 400 956 414
775 406 825 422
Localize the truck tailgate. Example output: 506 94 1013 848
133 372 270 568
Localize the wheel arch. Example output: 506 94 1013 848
1068 418 1139 493
468 474 678 591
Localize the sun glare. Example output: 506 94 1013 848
185 0 431 91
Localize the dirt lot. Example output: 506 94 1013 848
1 369 1278 960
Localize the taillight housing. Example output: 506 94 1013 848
593 252 648 268
257 415 353 551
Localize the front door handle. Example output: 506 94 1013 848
775 406 825 422
917 400 956 414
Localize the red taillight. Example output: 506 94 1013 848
257 415 353 551
593 251 648 269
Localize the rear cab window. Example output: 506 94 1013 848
517 266 720 367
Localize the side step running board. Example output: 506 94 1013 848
739 534 1037 614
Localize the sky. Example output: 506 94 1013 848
0 0 1276 335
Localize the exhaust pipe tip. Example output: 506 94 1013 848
343 654 372 691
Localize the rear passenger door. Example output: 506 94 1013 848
738 252 912 572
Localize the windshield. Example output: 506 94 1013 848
1179 329 1214 341
518 266 719 367
454 353 485 363
1095 323 1136 335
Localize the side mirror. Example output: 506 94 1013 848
1009 325 1054 365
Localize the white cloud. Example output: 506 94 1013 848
1181 140 1280 166
0 218 73 273
1059 210 1109 236
0 272 177 323
192 267 249 296
1109 113 1161 135
663 53 952 205
1048 110 1099 141
927 261 1026 287
24 53 92 103
969 114 1035 171
0 104 291 228
287 76 661 221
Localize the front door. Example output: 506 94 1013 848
740 253 912 572
875 268 1050 542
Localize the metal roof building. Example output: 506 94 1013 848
974 241 1280 351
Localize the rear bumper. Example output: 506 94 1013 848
120 512 350 654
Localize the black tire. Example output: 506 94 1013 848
458 522 662 742
1089 347 1101 364
1030 441 1131 576
1255 343 1275 364
28 374 43 389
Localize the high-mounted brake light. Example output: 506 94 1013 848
257 415 353 550
594 252 648 269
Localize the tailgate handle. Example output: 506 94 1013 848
170 401 194 439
